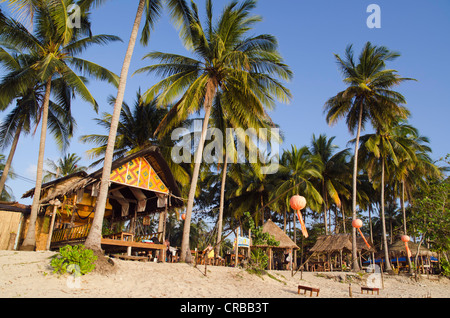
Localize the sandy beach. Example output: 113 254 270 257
1 250 449 299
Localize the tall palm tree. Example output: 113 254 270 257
309 134 351 234
0 47 75 197
324 42 414 271
83 0 196 253
0 1 120 250
359 120 422 270
135 0 292 261
43 153 87 182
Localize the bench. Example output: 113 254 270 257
298 285 320 297
361 286 380 295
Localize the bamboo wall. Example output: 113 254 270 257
0 211 22 250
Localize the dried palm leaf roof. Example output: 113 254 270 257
22 146 183 207
309 234 376 253
377 240 438 258
252 219 299 249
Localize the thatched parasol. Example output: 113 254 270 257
378 240 438 258
253 219 299 249
309 234 376 253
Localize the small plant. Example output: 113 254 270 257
50 244 97 275
440 258 450 277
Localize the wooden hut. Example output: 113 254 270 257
0 202 30 250
377 239 438 273
21 146 183 256
252 220 299 270
308 234 376 271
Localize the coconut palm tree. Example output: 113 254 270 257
309 134 351 234
82 0 199 253
135 0 292 261
324 42 414 270
0 1 120 250
358 120 424 270
0 48 75 198
43 153 87 182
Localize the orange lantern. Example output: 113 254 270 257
352 218 371 250
290 195 308 238
181 213 186 221
401 235 412 258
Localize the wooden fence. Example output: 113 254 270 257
51 223 91 244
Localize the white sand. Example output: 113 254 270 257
1 250 449 298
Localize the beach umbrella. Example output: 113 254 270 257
290 195 308 238
352 219 371 249
401 235 412 258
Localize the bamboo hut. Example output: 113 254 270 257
308 234 376 271
251 219 299 270
21 146 183 256
377 239 438 273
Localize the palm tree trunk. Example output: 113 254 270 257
322 180 328 234
380 159 392 271
351 102 363 271
215 154 228 256
0 124 22 196
180 79 217 262
85 0 146 252
401 180 413 273
20 78 52 250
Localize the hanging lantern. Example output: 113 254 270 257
352 218 371 250
401 235 412 258
181 213 186 221
290 195 308 238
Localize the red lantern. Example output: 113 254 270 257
181 213 186 221
352 218 371 250
290 195 308 238
290 195 306 211
401 235 412 258
352 219 363 229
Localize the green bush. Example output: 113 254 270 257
440 258 450 277
50 244 97 276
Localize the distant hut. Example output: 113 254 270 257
309 234 376 271
377 239 438 273
251 220 299 270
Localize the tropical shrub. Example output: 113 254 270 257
50 244 97 275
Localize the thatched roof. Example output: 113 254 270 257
22 146 183 210
309 234 376 253
253 219 299 249
378 240 438 258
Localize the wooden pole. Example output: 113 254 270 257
46 205 58 251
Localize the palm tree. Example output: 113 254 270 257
83 0 195 253
309 134 351 234
0 47 75 198
359 120 423 270
324 42 414 271
0 1 120 250
0 153 15 200
43 153 87 182
135 0 292 261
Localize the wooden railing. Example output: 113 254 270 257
51 224 91 243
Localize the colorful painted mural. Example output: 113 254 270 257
109 157 169 194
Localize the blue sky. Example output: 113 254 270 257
1 0 449 205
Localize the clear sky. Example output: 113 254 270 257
1 0 449 205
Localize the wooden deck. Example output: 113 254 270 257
101 238 165 251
